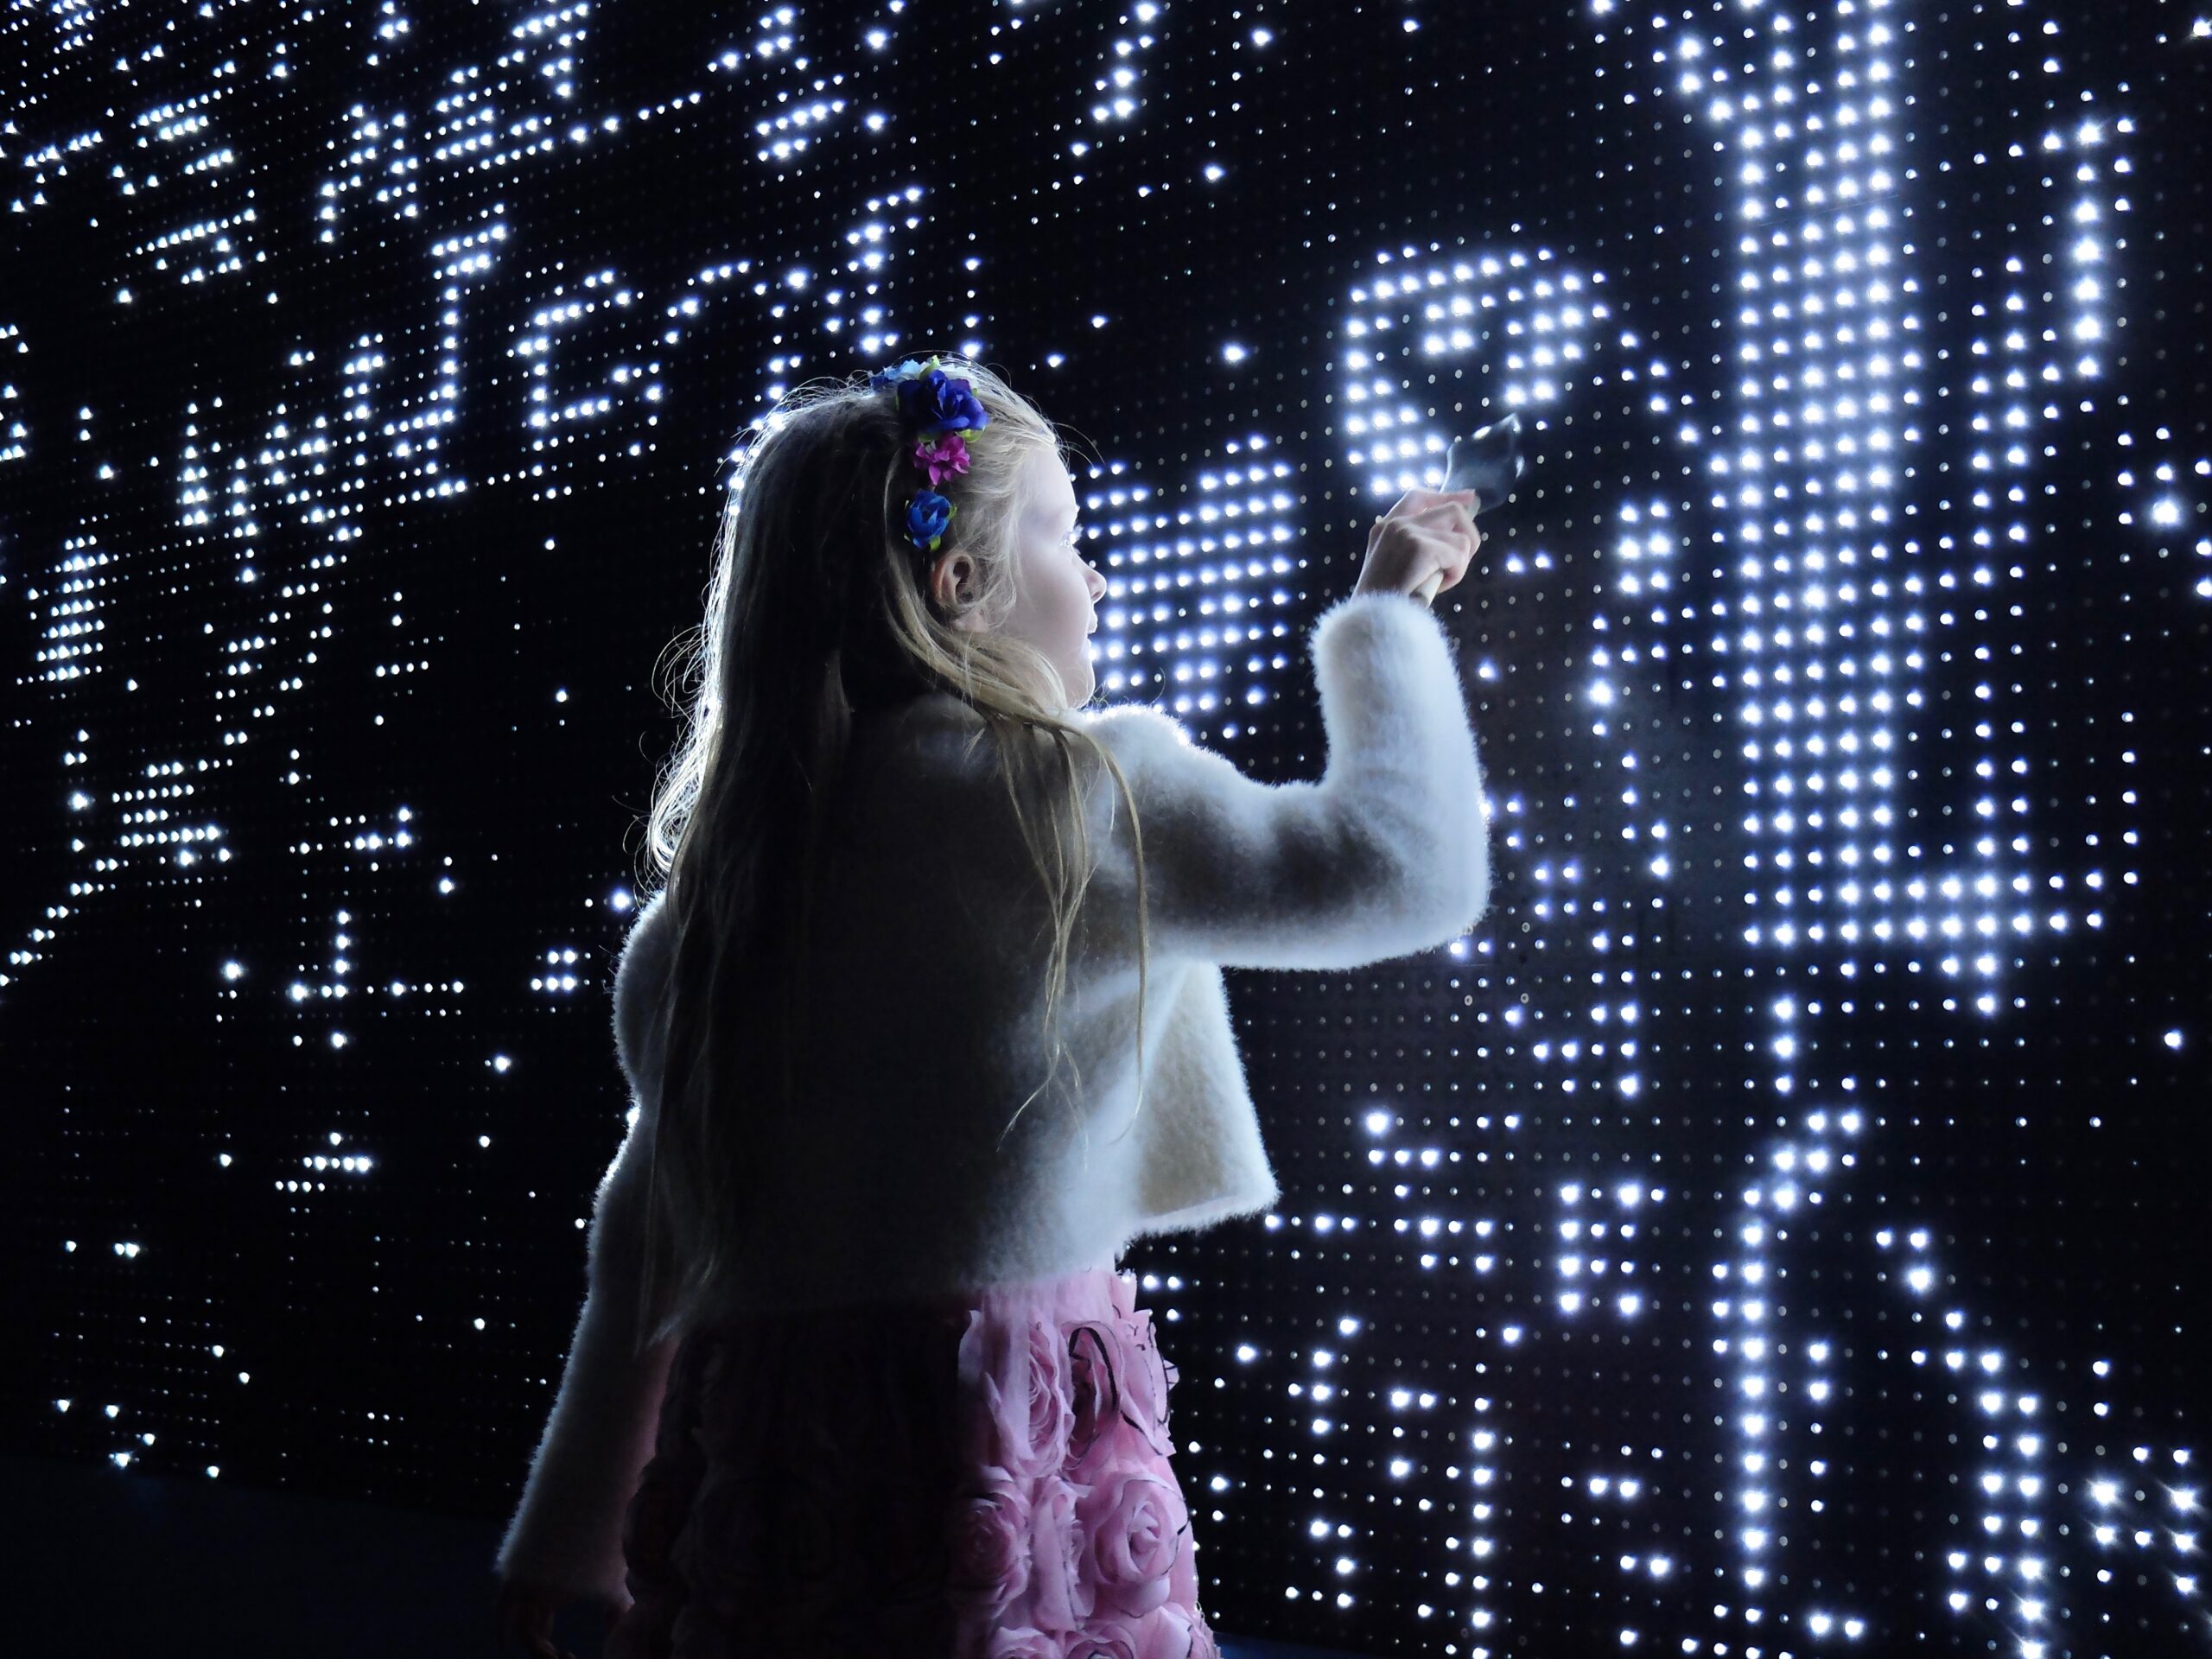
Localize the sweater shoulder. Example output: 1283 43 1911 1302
871 693 1195 811
611 889 676 1096
1078 699 1192 755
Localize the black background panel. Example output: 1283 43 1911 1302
3 3 2206 1656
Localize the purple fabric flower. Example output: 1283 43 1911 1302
913 429 974 487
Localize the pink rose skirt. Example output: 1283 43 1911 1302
605 1265 1224 1659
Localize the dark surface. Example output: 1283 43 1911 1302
5 1451 1342 1659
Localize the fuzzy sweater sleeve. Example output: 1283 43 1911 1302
1082 589 1491 971
493 899 680 1606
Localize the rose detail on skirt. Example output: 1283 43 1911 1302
1065 1604 1208 1659
618 1452 696 1605
690 1327 783 1465
762 1460 850 1614
1063 1317 1123 1476
958 1308 1076 1480
625 1271 1203 1659
982 1627 1071 1659
789 1314 890 1486
1065 1614 1144 1659
668 1467 778 1618
946 1467 1034 1618
1110 1305 1176 1458
1024 1473 1097 1632
1077 1461 1188 1620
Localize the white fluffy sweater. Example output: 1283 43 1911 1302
493 590 1492 1603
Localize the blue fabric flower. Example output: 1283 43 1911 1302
866 356 936 391
902 370 988 440
871 357 991 440
906 491 956 555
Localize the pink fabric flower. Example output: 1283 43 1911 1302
760 1463 848 1614
668 1467 775 1618
1133 1603 1206 1659
913 430 973 487
1063 1318 1124 1478
983 1626 1071 1659
664 1599 739 1659
1065 1613 1144 1659
1067 1606 1217 1659
947 1468 1034 1618
689 1332 781 1464
1077 1461 1189 1619
786 1316 890 1484
1025 1472 1097 1632
617 1268 1208 1659
958 1308 1076 1480
1109 1303 1176 1459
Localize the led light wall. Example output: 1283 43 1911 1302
4 3 2205 1656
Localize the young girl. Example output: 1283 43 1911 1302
492 355 1491 1659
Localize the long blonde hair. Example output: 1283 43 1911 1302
629 356 1153 1351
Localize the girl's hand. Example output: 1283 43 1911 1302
494 1574 627 1657
1355 490 1482 610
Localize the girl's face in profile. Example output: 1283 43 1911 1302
955 448 1107 709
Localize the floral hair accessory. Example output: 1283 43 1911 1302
868 355 992 556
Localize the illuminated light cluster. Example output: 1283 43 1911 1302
1714 1106 1863 1609
1466 1401 1500 1643
1695 12 2190 1650
1554 1180 1661 1319
1343 248 1622 631
515 264 664 440
1293 1320 1465 1615
1699 0 1904 1639
278 1127 378 1197
1379 1173 1471 1276
1927 92 2144 1013
1071 435 1302 720
534 944 585 995
2074 1376 2203 1603
37 542 115 685
1880 1229 2056 1626
1066 3 1166 131
1226 243 1648 1210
